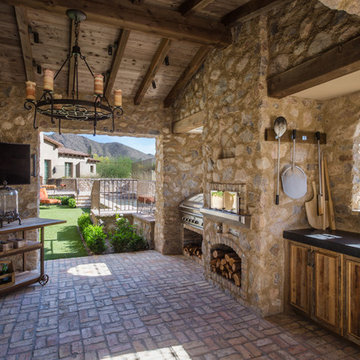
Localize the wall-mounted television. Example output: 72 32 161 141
0 142 31 185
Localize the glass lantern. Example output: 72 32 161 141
0 182 21 228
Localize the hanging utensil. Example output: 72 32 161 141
323 155 336 230
281 129 307 199
316 132 324 216
274 116 287 205
305 181 329 229
321 152 326 230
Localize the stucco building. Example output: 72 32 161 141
39 133 98 183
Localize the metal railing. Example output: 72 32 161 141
91 179 155 215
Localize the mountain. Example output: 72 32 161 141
48 134 154 161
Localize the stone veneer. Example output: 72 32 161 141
0 0 360 316
155 134 203 254
0 86 39 271
322 91 360 232
170 0 360 315
320 0 360 16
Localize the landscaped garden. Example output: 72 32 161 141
41 201 148 260
40 205 89 260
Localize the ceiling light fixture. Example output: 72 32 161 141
24 9 123 136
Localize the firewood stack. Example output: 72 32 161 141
210 249 241 287
183 244 202 258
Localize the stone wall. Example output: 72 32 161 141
0 85 39 271
133 214 155 250
322 91 360 232
155 134 203 254
268 0 360 77
169 0 355 315
319 0 360 16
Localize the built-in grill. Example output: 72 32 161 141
179 193 204 231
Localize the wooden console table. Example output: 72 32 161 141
0 217 66 295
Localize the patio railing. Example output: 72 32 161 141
91 179 155 215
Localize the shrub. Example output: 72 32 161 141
110 216 147 253
82 225 106 254
68 198 76 208
60 196 70 205
77 213 92 231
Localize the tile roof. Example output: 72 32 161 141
43 135 63 148
58 147 90 157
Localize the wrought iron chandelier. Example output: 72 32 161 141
24 9 123 135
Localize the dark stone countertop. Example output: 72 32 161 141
283 228 360 258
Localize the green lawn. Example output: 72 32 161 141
40 205 89 260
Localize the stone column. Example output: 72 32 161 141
155 133 203 255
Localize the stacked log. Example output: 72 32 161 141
211 249 241 287
183 244 202 259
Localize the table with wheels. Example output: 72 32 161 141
0 217 66 295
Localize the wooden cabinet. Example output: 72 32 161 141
288 242 342 335
345 256 360 345
289 243 310 314
313 249 341 334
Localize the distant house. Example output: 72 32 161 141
40 133 99 184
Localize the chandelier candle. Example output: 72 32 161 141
25 81 36 100
43 69 54 91
94 74 104 95
23 9 124 135
114 89 122 107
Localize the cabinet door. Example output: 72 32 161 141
313 249 341 333
345 259 360 344
289 243 310 314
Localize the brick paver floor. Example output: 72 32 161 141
0 251 359 360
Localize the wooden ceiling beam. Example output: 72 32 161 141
179 0 215 17
173 111 204 133
267 35 360 98
222 0 286 26
134 38 171 105
14 6 35 81
6 0 231 48
104 29 130 100
164 46 211 108
67 18 75 96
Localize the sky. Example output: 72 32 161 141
46 133 156 155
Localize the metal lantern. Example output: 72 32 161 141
0 182 21 228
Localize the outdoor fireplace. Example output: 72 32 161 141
204 232 248 301
210 244 241 287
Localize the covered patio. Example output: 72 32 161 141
1 252 359 360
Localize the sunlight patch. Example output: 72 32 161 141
67 263 111 277
101 345 192 359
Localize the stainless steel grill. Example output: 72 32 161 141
179 193 204 231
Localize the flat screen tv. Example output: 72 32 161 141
0 142 31 185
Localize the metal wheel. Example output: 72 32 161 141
39 274 49 286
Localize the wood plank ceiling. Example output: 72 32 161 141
1 0 287 107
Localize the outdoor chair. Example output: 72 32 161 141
40 187 61 205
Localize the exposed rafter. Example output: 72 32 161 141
14 6 35 81
67 18 75 96
267 35 360 98
104 29 130 100
6 0 231 48
179 0 215 16
164 46 211 108
222 0 286 26
134 38 171 105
